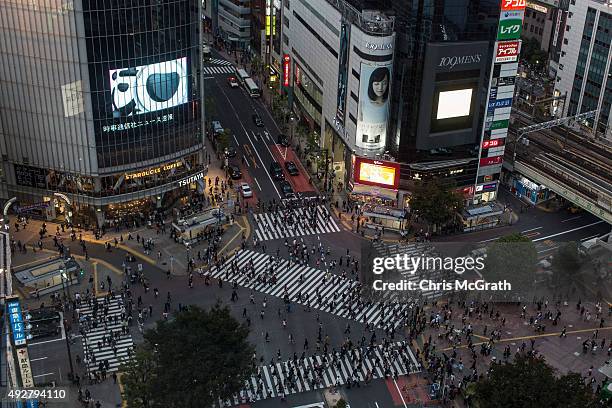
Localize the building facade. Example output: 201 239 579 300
0 0 205 226
555 0 612 139
218 0 252 48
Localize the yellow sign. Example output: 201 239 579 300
526 1 548 13
359 162 396 187
125 161 183 180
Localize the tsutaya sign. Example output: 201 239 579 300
438 54 482 70
177 171 204 187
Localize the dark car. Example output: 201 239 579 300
285 161 299 176
277 134 290 147
224 146 237 158
228 164 242 179
270 161 285 180
279 181 294 197
252 113 264 127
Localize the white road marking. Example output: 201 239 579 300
521 226 543 233
33 372 55 378
537 246 559 254
29 338 65 346
254 177 262 191
561 216 582 223
233 134 239 144
581 234 602 241
393 378 408 408
30 357 48 362
532 221 606 242
216 81 281 198
479 235 503 243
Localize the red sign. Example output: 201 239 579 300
482 139 505 149
353 157 400 190
501 0 526 11
480 156 503 166
495 40 521 63
283 54 290 87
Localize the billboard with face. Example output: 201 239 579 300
109 57 188 117
356 63 392 150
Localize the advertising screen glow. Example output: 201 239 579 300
109 57 188 117
354 157 400 190
356 63 392 150
436 89 473 120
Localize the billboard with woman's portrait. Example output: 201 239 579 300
356 63 392 150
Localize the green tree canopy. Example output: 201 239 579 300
482 234 537 301
409 178 465 227
551 242 585 291
122 304 255 408
474 355 595 408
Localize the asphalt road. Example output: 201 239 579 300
205 53 287 202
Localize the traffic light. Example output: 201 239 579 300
79 268 84 277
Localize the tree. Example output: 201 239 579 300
481 234 537 301
217 128 231 152
520 37 547 69
409 178 464 229
121 304 255 408
551 242 584 290
473 355 595 408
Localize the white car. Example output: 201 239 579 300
240 182 253 198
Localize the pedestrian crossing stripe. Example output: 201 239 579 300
208 58 233 66
77 295 134 374
253 206 341 241
202 66 236 75
216 342 419 406
209 249 424 331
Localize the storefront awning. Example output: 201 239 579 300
351 183 397 200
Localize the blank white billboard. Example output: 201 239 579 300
436 89 473 120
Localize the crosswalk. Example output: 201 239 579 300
371 240 453 300
77 295 134 374
218 341 419 406
208 249 416 330
208 58 233 66
253 205 341 241
203 65 236 75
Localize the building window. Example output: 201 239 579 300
283 15 289 28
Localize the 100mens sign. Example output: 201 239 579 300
438 54 482 70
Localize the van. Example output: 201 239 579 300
212 121 223 135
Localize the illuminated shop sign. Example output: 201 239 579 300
476 182 498 193
177 171 205 187
125 161 183 180
488 98 513 109
283 54 290 87
480 156 503 166
501 0 526 11
102 113 174 133
526 1 548 13
498 19 523 40
495 40 521 63
482 139 505 149
109 57 188 117
354 157 400 190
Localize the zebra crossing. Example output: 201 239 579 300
203 58 235 75
77 295 134 374
371 240 454 300
253 205 341 241
208 249 415 330
203 65 235 75
218 341 419 406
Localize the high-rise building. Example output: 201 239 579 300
0 0 205 226
218 0 252 48
555 0 612 139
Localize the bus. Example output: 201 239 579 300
244 78 261 98
236 68 250 85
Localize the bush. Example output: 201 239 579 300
335 399 347 408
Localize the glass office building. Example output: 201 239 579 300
0 0 204 226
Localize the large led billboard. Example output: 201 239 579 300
109 57 188 117
354 157 400 190
356 63 392 150
436 89 473 120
